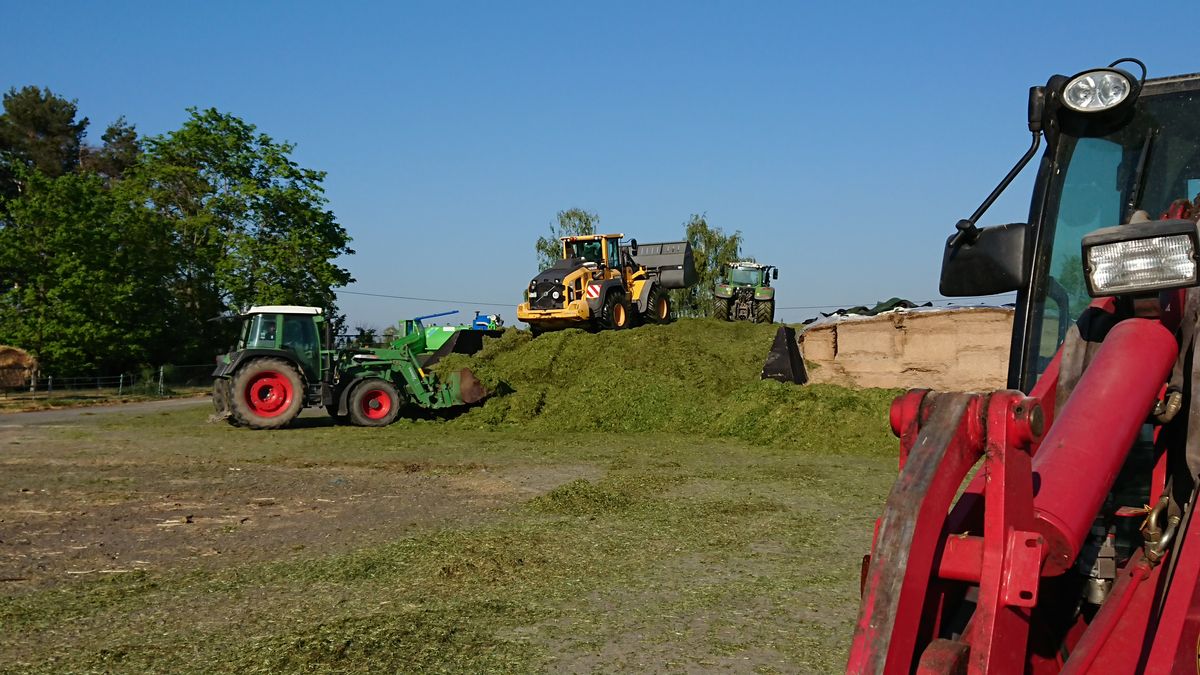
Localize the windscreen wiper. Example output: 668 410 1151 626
1125 128 1156 221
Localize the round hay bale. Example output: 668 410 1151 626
0 345 37 388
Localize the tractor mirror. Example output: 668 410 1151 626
772 268 779 280
939 222 1027 296
629 238 638 256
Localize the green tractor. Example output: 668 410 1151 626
713 262 778 323
212 305 487 430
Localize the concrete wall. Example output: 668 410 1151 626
798 307 1015 390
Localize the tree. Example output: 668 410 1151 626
671 214 744 317
80 117 140 181
133 108 355 363
535 208 599 270
0 86 89 196
0 170 173 373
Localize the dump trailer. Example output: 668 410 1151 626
847 60 1200 673
212 305 486 430
516 233 696 334
713 262 778 323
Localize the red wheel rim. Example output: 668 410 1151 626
360 389 392 420
244 371 293 417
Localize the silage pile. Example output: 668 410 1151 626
435 319 897 455
0 345 37 388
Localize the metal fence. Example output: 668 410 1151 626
0 364 214 402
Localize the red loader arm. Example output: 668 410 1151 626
848 314 1193 673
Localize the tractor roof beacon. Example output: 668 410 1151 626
847 62 1200 673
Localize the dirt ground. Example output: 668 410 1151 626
0 398 896 673
0 400 597 590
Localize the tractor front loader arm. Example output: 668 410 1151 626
849 317 1179 674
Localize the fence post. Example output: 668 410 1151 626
158 366 165 397
48 375 53 394
118 373 124 396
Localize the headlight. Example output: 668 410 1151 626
1062 69 1134 113
1082 220 1200 297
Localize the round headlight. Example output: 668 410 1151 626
552 291 560 300
1062 69 1132 112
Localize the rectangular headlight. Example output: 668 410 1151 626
1082 219 1200 297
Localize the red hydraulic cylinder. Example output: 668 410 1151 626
1030 318 1177 575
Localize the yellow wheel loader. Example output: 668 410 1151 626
517 233 696 335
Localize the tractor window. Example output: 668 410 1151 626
729 268 761 285
1027 88 1200 382
245 315 278 349
282 316 318 355
606 239 620 267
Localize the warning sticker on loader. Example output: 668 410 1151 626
586 285 600 299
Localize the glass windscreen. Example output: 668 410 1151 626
1028 88 1200 378
565 240 603 264
728 268 761 285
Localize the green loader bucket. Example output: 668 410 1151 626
419 329 504 368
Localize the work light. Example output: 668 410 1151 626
1062 69 1135 113
1082 219 1200 297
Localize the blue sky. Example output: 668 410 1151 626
4 1 1197 327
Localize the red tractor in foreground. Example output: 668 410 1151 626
849 61 1200 673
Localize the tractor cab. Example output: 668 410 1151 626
939 62 1200 389
234 305 328 382
723 262 777 288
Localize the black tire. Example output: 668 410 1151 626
529 325 546 338
754 300 775 324
348 378 402 427
598 292 632 331
229 358 305 430
643 286 671 325
713 297 730 321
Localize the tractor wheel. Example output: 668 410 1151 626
643 286 671 324
599 292 632 331
754 300 775 324
348 379 402 427
229 358 304 430
713 297 730 321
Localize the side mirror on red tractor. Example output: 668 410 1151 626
939 221 1028 296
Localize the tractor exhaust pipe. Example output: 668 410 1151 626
1030 318 1177 575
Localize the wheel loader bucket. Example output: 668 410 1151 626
447 367 489 405
419 330 504 368
624 241 697 289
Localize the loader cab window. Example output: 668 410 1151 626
566 240 604 265
606 239 620 268
1027 87 1200 383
